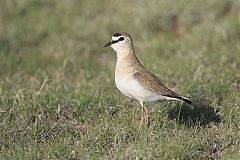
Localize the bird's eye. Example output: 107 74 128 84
119 37 124 41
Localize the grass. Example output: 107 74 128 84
0 0 240 159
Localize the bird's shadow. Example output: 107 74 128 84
167 99 222 127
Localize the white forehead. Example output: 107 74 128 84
112 36 124 41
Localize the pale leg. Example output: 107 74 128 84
143 105 149 125
140 101 144 127
139 101 149 126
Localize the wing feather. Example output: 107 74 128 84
133 70 180 98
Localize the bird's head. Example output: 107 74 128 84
102 32 133 54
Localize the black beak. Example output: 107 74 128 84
102 41 112 48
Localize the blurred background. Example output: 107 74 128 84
0 0 239 91
0 0 240 159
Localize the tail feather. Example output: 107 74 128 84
177 96 193 105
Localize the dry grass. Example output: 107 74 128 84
0 0 240 159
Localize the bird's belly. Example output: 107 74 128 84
115 76 164 102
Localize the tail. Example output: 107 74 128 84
177 96 193 105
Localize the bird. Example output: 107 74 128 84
102 32 192 125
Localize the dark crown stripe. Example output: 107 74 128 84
113 33 121 37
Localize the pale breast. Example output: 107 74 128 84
114 55 166 103
115 74 135 99
115 73 164 103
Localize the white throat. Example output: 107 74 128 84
113 46 131 58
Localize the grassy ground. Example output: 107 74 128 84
0 0 240 159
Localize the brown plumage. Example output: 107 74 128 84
133 67 192 105
103 32 193 125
